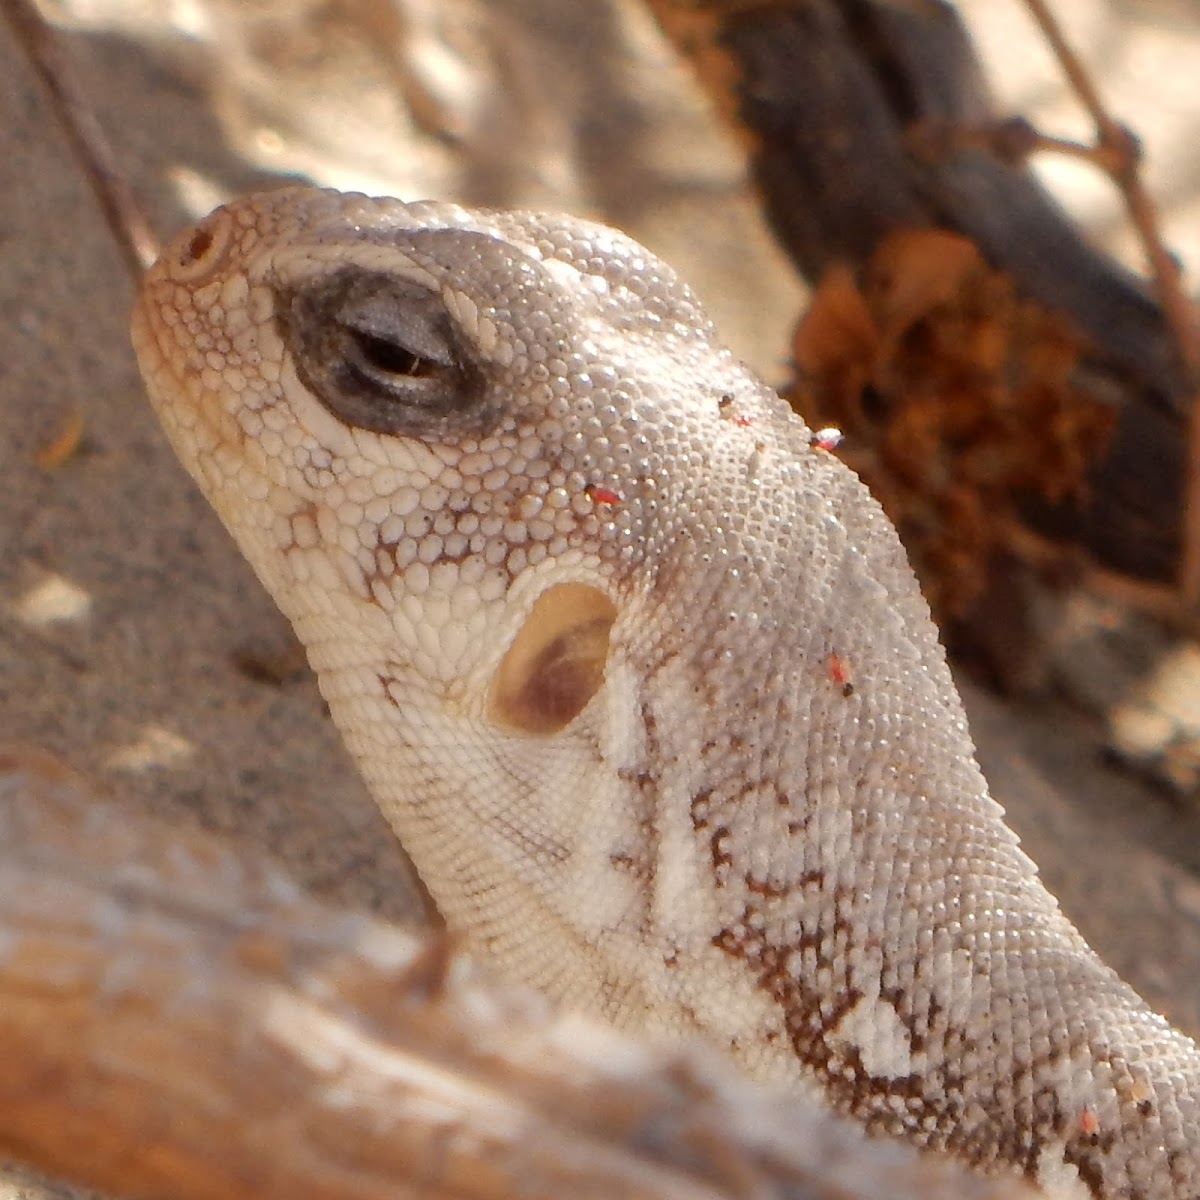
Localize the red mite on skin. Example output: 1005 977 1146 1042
717 393 753 426
585 484 622 506
829 653 854 698
811 426 843 452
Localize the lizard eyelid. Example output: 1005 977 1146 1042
277 267 492 438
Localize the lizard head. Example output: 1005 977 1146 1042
130 186 933 1033
131 186 771 711
132 185 836 1005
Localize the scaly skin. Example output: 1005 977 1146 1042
131 186 1199 1198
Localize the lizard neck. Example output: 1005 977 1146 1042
320 436 1200 1199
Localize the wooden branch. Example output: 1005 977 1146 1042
0 749 1030 1200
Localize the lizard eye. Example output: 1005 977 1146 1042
277 268 490 437
345 330 434 381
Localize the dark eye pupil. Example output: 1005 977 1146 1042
350 330 430 377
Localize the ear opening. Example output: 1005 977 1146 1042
488 583 617 735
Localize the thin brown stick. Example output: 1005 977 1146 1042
908 115 1132 172
0 0 159 276
1020 0 1200 606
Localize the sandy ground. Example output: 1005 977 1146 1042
1 3 1200 1196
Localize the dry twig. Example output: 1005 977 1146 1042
1019 0 1200 607
0 0 159 276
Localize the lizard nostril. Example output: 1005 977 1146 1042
164 211 234 283
183 227 213 264
488 583 616 736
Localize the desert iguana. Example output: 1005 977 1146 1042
131 186 1199 1198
